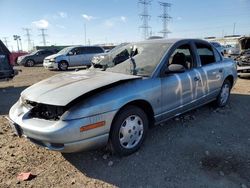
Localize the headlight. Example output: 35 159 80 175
49 58 55 62
92 56 105 64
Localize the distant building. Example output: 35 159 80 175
204 35 243 45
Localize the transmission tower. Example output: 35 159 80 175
23 28 32 51
2 37 9 48
158 1 172 38
39 29 48 46
138 0 152 40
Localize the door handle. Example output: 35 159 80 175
194 76 200 82
219 69 223 73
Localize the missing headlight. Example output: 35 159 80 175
29 103 66 120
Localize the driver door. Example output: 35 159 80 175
160 42 205 120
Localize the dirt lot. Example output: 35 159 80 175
0 66 250 188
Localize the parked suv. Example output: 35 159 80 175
0 40 18 80
17 49 57 67
43 46 104 70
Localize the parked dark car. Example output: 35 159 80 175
0 40 18 81
17 49 57 67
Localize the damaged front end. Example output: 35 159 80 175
28 101 66 121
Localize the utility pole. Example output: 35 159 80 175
138 0 152 40
13 35 21 52
233 23 236 35
19 37 23 51
39 29 48 46
159 1 172 38
23 28 32 51
84 23 87 45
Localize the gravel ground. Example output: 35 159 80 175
0 66 250 188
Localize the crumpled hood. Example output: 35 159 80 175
239 37 250 51
44 54 61 60
21 70 141 106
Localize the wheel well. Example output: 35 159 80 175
115 100 155 127
225 75 234 87
59 60 68 65
26 59 34 62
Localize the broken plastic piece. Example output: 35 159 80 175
17 172 36 181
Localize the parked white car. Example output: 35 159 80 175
43 46 104 70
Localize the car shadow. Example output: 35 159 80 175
62 93 250 187
50 66 89 72
0 86 27 115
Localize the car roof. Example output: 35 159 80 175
70 45 103 48
135 38 210 45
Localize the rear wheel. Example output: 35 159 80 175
25 59 35 67
58 61 68 71
109 105 148 156
215 79 232 107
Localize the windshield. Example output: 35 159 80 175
105 42 172 76
109 43 129 53
30 50 40 55
57 47 73 54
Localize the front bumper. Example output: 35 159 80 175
9 101 117 153
43 60 58 69
17 59 25 65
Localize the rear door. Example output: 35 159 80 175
82 47 104 66
39 50 54 63
193 42 224 99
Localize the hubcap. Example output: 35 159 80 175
27 60 34 66
220 83 230 104
119 115 144 149
60 62 67 70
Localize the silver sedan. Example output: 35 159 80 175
9 39 237 156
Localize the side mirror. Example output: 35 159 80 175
166 64 185 74
68 52 73 56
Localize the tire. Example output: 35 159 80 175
215 79 232 107
58 61 68 71
109 105 148 156
25 59 35 67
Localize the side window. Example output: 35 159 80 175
82 47 104 54
93 47 104 53
168 44 194 69
195 43 215 66
71 48 80 55
46 51 54 55
41 51 50 55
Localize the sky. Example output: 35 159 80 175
0 0 250 51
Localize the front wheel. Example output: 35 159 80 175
25 59 35 67
58 61 68 71
109 105 148 156
215 79 232 107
